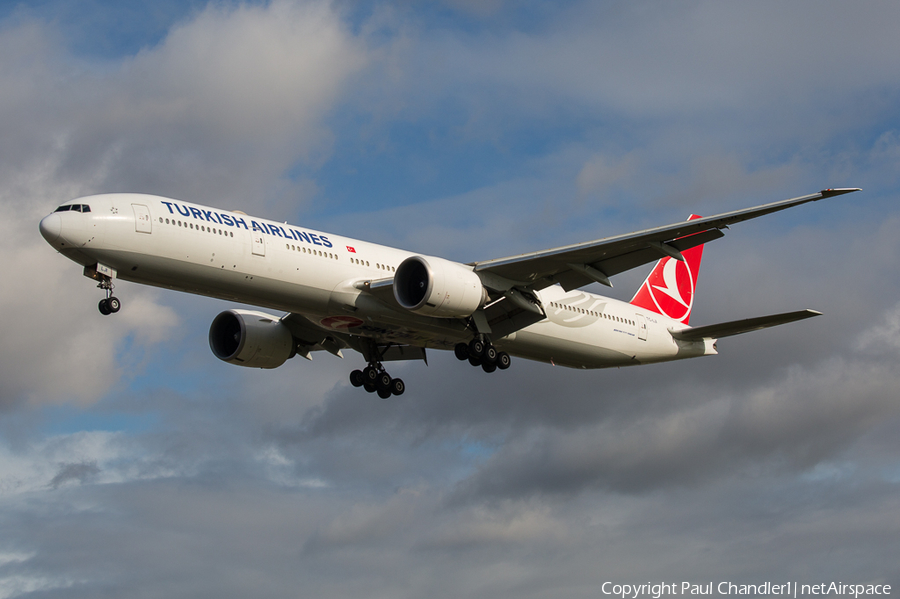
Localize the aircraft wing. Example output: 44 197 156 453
473 189 859 292
669 309 822 341
282 308 428 363
281 312 350 358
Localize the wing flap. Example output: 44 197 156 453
669 309 822 341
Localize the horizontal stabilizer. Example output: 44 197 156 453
670 309 822 341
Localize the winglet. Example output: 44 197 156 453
820 188 862 198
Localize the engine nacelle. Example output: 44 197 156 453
209 309 294 369
394 255 488 318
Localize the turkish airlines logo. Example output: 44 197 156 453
643 257 695 323
320 316 365 330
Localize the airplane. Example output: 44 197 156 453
39 188 860 398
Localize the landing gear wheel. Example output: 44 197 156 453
390 378 405 396
469 338 485 359
377 388 392 399
363 381 377 393
98 298 111 315
482 362 497 373
468 355 482 367
484 345 498 364
349 370 364 387
496 351 511 370
376 372 392 393
454 343 469 361
107 296 121 313
363 366 378 384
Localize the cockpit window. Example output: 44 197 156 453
53 204 90 213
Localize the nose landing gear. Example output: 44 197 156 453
98 296 121 315
350 362 405 399
96 276 121 315
455 336 511 374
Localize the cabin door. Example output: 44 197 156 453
636 314 648 341
132 204 152 234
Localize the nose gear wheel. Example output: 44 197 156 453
96 275 121 316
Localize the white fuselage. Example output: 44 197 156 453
40 193 715 369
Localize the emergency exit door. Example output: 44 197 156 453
251 231 266 256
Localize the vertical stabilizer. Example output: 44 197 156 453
630 215 705 325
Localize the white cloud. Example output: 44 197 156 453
0 222 181 407
0 0 372 407
0 0 370 214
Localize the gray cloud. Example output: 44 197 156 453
48 461 100 489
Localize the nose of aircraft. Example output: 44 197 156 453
39 212 61 243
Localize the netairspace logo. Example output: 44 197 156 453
600 582 892 599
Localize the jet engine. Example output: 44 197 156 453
209 309 294 369
394 255 488 318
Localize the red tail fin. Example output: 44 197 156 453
630 215 705 325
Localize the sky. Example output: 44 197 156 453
1 0 900 597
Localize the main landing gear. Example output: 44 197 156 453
454 336 511 374
349 363 405 399
96 276 121 316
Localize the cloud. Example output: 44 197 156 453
0 0 369 408
855 301 900 355
48 461 100 489
0 0 369 215
576 152 638 198
2 1 900 596
0 220 181 408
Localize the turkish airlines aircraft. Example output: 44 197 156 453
39 188 859 397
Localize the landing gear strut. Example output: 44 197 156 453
96 276 121 316
455 336 511 374
349 361 405 399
